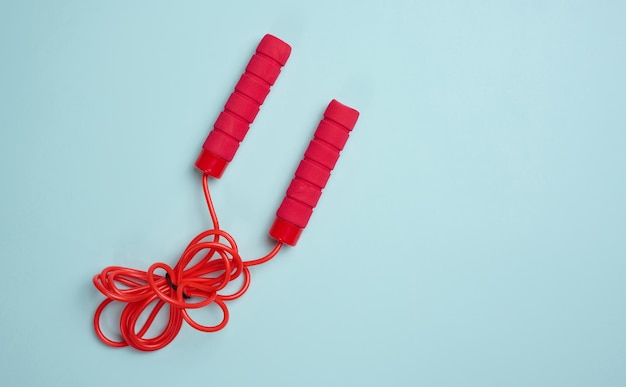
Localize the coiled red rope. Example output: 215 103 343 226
93 174 282 351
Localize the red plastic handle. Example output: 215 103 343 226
269 99 359 246
195 34 291 178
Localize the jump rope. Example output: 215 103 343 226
92 34 360 351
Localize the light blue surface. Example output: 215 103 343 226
1 1 625 386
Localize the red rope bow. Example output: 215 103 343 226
93 175 282 351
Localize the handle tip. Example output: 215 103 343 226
269 218 303 246
324 99 360 130
195 150 228 178
258 34 292 66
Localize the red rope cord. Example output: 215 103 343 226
93 174 282 351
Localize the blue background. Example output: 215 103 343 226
1 1 625 386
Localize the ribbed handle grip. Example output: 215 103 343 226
195 34 291 178
269 99 359 246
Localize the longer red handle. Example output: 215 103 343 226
195 34 291 178
269 99 359 246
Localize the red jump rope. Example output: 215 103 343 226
93 34 359 351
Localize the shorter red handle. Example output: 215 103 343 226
270 99 359 246
195 34 291 178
